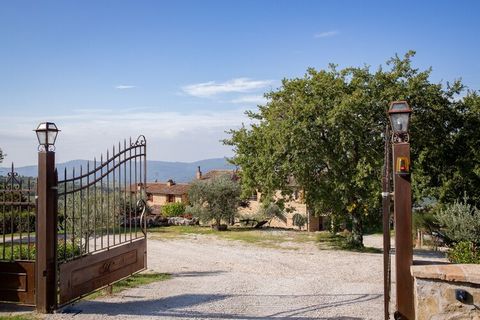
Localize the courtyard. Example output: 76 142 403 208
29 228 443 320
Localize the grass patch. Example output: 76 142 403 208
0 316 37 320
316 231 382 253
85 272 171 300
149 225 316 249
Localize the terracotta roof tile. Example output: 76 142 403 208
144 182 190 196
201 169 239 181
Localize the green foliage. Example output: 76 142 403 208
226 51 479 247
447 241 480 264
188 175 241 227
292 213 306 229
435 197 480 246
1 240 82 260
413 209 438 234
0 148 4 164
0 211 36 234
162 202 186 217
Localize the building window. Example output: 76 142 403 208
147 193 153 201
167 194 175 203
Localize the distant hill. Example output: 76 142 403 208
0 158 236 183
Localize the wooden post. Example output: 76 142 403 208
393 142 414 319
36 151 58 313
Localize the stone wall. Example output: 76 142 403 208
410 264 480 319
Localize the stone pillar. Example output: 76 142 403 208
411 264 480 319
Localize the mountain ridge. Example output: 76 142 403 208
0 158 236 183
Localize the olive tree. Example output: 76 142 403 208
187 175 241 229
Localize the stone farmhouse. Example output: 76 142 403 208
195 166 324 232
142 179 190 214
135 166 325 231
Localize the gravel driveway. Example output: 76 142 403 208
45 233 444 320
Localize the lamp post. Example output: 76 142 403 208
34 122 59 313
388 102 414 320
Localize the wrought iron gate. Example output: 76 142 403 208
0 164 36 305
56 136 148 306
0 134 148 311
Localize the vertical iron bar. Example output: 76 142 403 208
113 145 116 246
79 165 83 257
18 177 23 259
27 177 32 260
72 167 76 259
123 140 127 242
382 126 391 320
106 150 110 249
63 168 67 261
134 141 138 238
129 138 132 242
87 161 90 253
2 176 5 260
94 157 97 251
100 154 104 249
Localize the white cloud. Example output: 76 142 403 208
314 30 339 38
115 85 136 90
182 78 273 98
230 95 268 105
0 108 253 166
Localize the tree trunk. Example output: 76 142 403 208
351 210 364 248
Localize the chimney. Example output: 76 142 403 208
196 166 202 180
167 179 175 186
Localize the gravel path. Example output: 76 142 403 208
44 233 444 320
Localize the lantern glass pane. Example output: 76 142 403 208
36 131 47 145
390 102 409 112
47 131 58 145
390 113 410 132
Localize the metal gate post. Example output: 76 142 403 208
392 142 414 319
36 150 58 313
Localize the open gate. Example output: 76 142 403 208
56 136 148 306
0 164 36 305
0 134 148 311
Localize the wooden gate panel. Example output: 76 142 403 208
59 238 146 305
0 261 35 305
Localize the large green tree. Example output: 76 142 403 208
226 51 476 247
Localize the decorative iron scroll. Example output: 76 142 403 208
0 164 36 262
56 135 147 263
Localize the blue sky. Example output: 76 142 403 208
1 0 479 166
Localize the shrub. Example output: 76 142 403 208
435 197 480 264
447 241 480 264
1 240 82 260
435 197 480 246
292 213 306 230
162 202 186 217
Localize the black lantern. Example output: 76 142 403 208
388 101 412 133
34 122 60 149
